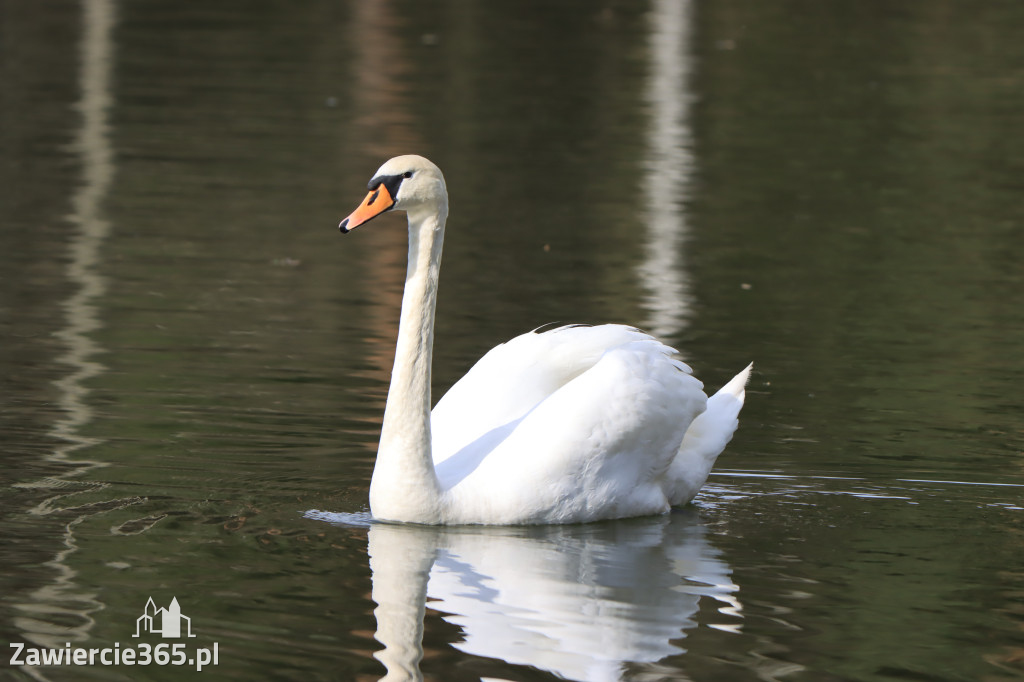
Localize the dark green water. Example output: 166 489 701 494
2 1 1022 680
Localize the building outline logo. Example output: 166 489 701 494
133 597 196 638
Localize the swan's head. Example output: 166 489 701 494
339 155 447 233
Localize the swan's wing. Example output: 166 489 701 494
431 325 667 464
437 333 708 524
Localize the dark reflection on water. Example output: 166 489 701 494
2 0 1023 681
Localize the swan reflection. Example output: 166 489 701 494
364 510 740 682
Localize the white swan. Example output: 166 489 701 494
339 155 751 525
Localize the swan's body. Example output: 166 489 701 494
340 155 750 525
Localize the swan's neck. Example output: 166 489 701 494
370 203 448 522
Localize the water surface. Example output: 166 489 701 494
2 1 1023 681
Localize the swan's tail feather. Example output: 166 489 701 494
717 362 752 404
690 361 751 458
666 363 752 506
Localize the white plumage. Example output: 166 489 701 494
339 155 750 525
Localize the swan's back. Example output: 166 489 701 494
429 325 713 524
431 325 688 464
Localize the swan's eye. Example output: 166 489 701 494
403 171 413 178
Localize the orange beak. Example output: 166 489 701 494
339 184 395 233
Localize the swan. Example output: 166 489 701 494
339 154 751 525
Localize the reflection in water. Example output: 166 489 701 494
638 0 695 340
362 512 740 682
346 0 426 439
19 0 115 504
349 0 422 158
11 0 127 656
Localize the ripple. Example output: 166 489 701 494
303 509 375 528
704 470 1024 511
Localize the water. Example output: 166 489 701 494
2 1 1022 680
